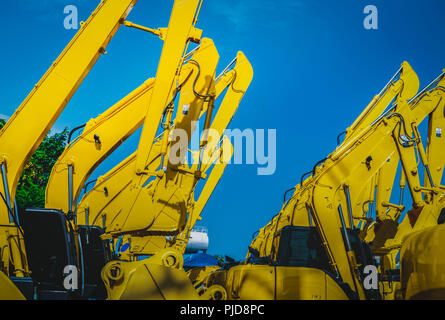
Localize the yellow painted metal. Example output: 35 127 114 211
200 51 254 173
102 248 201 300
0 271 25 300
206 265 349 300
344 61 418 142
276 267 349 300
102 247 227 300
375 157 401 222
0 226 28 278
122 21 166 40
190 137 233 230
373 75 445 252
76 150 145 226
226 265 276 300
172 136 234 254
400 224 445 299
188 265 221 286
187 266 229 300
424 78 445 188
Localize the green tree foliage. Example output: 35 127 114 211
0 119 69 208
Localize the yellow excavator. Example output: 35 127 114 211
384 72 445 299
37 38 220 299
96 47 252 299
64 45 251 299
201 63 445 300
0 0 252 300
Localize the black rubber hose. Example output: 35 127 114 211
67 123 86 144
283 187 296 203
337 131 347 146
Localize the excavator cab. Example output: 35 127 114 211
272 226 380 300
229 226 379 300
12 208 110 300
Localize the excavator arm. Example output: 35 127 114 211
306 71 445 298
248 62 419 261
379 73 445 247
45 78 155 214
172 135 234 254
97 48 253 301
344 62 419 142
45 40 215 215
134 0 203 174
86 38 220 237
77 53 253 257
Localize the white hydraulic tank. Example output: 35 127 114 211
185 226 209 253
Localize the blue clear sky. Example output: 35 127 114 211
1 0 444 259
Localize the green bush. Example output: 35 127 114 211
0 119 68 208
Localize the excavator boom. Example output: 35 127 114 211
45 78 155 213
